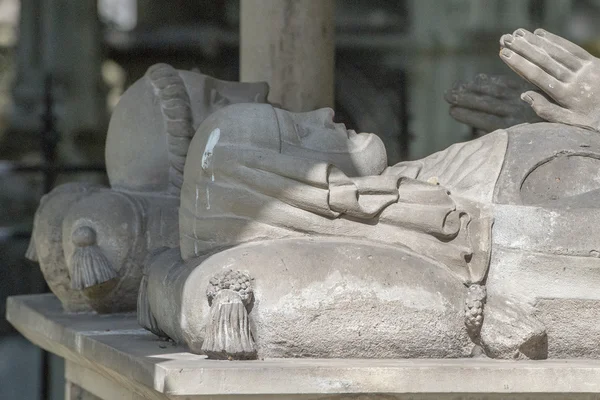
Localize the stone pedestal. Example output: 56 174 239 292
7 294 600 399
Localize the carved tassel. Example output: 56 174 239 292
69 226 117 290
137 273 167 338
202 289 257 360
25 237 38 262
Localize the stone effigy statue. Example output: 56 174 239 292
139 29 600 361
140 102 499 359
27 28 600 362
26 64 269 312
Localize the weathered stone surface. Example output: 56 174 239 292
147 239 472 359
106 66 269 194
500 29 600 133
140 102 509 359
11 294 600 398
146 100 600 360
480 297 547 360
28 64 269 313
488 203 600 359
26 29 600 365
493 122 600 205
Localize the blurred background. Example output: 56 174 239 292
0 0 598 399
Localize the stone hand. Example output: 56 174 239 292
500 28 600 132
445 73 543 133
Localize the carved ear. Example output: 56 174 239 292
69 226 117 290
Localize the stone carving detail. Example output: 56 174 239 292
447 29 600 135
206 269 254 307
69 226 118 290
26 29 600 362
139 29 600 361
202 270 256 360
464 284 486 341
500 29 600 132
27 63 269 313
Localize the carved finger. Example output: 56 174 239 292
534 29 593 62
500 48 566 100
523 30 585 71
446 91 519 116
488 74 529 91
502 32 573 82
449 74 522 100
468 74 524 99
521 90 588 127
507 29 583 71
449 106 507 133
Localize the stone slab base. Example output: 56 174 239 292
7 294 600 399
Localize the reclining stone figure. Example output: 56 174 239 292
140 30 600 361
26 28 600 360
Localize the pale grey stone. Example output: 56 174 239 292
479 297 547 360
146 240 473 359
500 28 600 132
146 105 600 360
11 294 600 398
145 103 508 359
28 64 269 313
26 30 600 363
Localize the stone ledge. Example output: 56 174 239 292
7 294 600 397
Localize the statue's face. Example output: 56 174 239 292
277 108 387 176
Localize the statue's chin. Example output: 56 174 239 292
342 134 388 177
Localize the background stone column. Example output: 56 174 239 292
240 0 335 112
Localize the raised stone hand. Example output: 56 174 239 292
445 73 543 133
500 28 600 132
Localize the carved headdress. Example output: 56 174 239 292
105 64 269 195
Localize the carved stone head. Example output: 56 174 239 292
105 65 270 195
29 66 271 313
179 103 387 259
